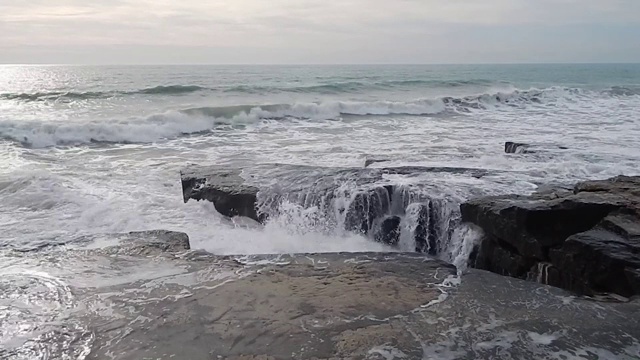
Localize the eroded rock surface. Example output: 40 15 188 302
463 175 640 297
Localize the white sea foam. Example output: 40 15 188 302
527 331 562 345
0 112 216 148
367 346 408 359
0 99 447 148
0 87 617 148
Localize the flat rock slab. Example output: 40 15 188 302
77 252 457 360
5 238 639 360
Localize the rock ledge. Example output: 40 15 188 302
462 175 640 297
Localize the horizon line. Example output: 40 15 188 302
1 62 639 67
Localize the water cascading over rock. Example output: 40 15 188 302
181 164 468 257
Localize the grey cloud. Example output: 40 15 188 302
1 0 639 64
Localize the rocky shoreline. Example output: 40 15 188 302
8 230 638 359
181 163 640 299
6 167 640 359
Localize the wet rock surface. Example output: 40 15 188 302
181 166 263 222
374 216 401 246
504 141 531 154
463 175 640 297
504 141 568 154
5 236 639 360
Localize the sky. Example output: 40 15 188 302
1 0 640 64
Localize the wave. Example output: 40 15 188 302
603 86 640 97
0 91 106 102
0 85 208 102
2 81 638 102
137 85 207 95
0 87 622 148
224 79 496 94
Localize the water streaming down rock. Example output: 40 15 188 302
182 164 486 267
254 173 470 263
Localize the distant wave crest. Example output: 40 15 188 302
0 87 630 148
2 82 638 102
137 85 206 95
0 85 208 102
1 80 495 101
224 79 496 94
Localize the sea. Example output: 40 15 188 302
1 64 639 254
1 64 640 358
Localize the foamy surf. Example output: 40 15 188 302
0 87 625 148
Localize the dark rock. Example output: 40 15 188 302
574 175 640 198
414 204 429 253
364 158 390 168
375 216 401 246
505 141 531 154
463 175 640 297
527 262 564 288
504 141 568 154
474 235 536 277
625 268 640 296
548 211 640 297
461 192 619 259
181 166 263 222
344 187 391 234
414 202 439 255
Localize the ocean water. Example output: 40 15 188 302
0 64 639 256
2 63 640 359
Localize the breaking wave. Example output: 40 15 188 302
0 87 617 148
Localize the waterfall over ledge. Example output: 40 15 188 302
181 164 485 269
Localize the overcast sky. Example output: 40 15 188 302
1 0 640 64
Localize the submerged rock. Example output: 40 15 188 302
91 230 191 256
505 141 531 154
463 175 640 297
125 230 191 251
364 158 390 167
504 141 569 154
